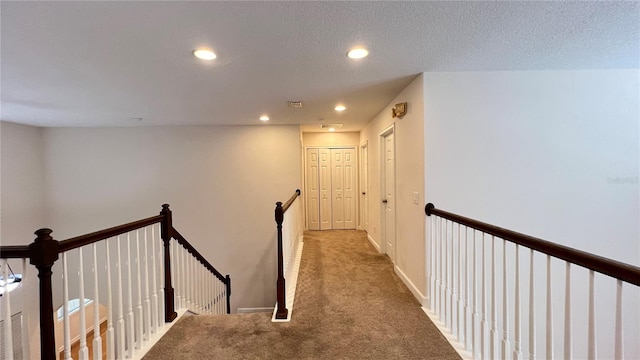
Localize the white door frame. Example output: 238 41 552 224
379 124 395 260
359 141 368 231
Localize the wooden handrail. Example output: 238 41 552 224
172 229 228 283
58 215 164 253
0 245 31 259
425 203 640 287
282 189 301 213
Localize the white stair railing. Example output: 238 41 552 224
425 203 640 360
0 204 231 360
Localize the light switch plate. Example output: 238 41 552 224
412 192 420 205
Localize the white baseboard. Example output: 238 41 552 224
367 234 381 252
394 265 427 307
421 307 473 360
237 307 274 314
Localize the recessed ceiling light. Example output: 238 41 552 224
193 49 217 60
329 128 336 132
334 105 346 112
259 115 270 121
347 48 368 59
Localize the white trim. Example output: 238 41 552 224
379 123 396 260
272 242 304 322
421 307 473 360
359 140 369 231
237 307 274 314
367 233 381 253
394 265 427 306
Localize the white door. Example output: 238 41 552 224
319 148 332 230
331 149 345 229
343 148 356 229
383 132 396 261
306 148 320 230
360 144 369 231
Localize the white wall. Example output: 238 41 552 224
360 74 426 303
302 132 360 147
0 121 46 359
42 125 301 312
1 121 46 245
423 70 639 359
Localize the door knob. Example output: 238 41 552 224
382 199 388 204
362 192 366 195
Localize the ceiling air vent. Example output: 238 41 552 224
288 101 303 108
320 124 343 129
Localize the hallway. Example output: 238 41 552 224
143 230 460 359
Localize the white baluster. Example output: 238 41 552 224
194 256 198 311
174 242 181 311
198 261 203 312
116 235 125 360
126 233 134 358
490 236 498 359
78 248 89 360
186 253 191 311
587 270 596 360
502 240 510 360
135 230 143 350
452 223 457 336
472 230 480 359
437 218 447 324
143 228 151 341
105 238 115 360
2 260 14 360
465 226 471 351
150 226 158 334
529 250 536 360
564 262 571 360
216 280 220 314
457 224 463 342
212 274 216 314
614 280 623 360
546 255 553 360
158 225 165 328
20 258 31 360
210 272 215 314
62 252 72 360
93 244 103 360
201 264 205 312
429 215 435 312
481 233 488 360
436 217 442 320
181 246 187 310
446 220 452 329
513 245 523 360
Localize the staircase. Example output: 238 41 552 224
0 204 230 360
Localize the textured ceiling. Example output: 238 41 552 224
1 1 638 132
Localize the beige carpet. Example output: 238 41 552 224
143 230 460 359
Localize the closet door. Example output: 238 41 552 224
331 149 345 229
343 148 356 229
319 148 332 230
306 148 320 230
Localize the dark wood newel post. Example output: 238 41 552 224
275 201 288 319
29 228 59 360
160 204 177 322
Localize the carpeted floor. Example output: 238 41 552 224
143 230 460 359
